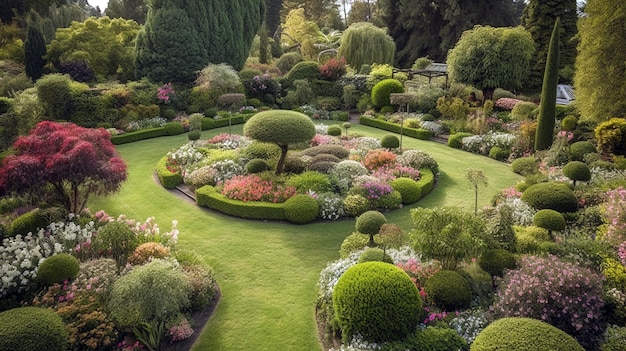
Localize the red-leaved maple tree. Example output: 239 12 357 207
0 121 127 214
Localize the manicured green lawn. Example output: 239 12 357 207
90 123 522 351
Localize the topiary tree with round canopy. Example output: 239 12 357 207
332 261 422 343
356 210 387 247
533 209 566 237
562 161 591 186
244 110 316 174
471 317 584 351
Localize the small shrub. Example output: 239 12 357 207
275 52 303 74
471 317 584 351
514 225 551 254
371 79 404 109
0 306 68 351
380 134 400 149
511 156 539 176
300 144 350 159
332 262 422 343
187 130 201 141
358 247 393 264
563 161 591 185
489 146 510 161
182 263 217 311
163 122 185 135
561 115 578 131
511 101 539 120
285 61 320 83
424 270 472 311
569 141 597 161
245 158 270 173
448 132 473 149
92 221 139 267
327 125 342 136
36 253 80 286
363 149 397 170
311 153 341 164
242 141 282 160
355 210 387 235
8 208 51 237
390 177 422 205
478 248 516 277
128 242 171 265
339 232 380 258
343 194 371 217
286 171 332 193
380 105 394 114
533 209 566 233
521 182 578 212
283 194 319 224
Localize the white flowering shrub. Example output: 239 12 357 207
316 192 345 220
350 137 381 158
0 220 96 296
461 132 516 155
420 121 446 136
210 159 245 183
315 124 329 135
449 309 490 344
332 160 370 194
167 142 205 169
495 197 536 226
184 166 218 188
126 117 167 132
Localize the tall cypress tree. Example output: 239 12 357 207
521 0 577 91
535 18 560 151
24 23 47 81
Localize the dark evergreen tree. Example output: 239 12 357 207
258 23 271 64
521 0 577 91
105 0 149 24
24 23 47 81
535 18 560 151
266 0 283 37
381 0 519 67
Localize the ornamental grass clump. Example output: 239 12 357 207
490 255 605 347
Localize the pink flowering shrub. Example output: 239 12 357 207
363 149 397 170
168 317 194 342
603 187 626 245
490 255 605 346
494 98 522 110
371 163 421 182
157 83 174 103
396 258 441 292
619 242 626 266
311 134 340 146
220 175 296 203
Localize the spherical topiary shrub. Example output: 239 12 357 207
187 129 201 141
410 326 468 351
569 141 597 161
327 125 342 136
562 161 591 185
284 194 319 224
470 317 584 351
478 248 516 278
245 158 270 173
561 115 578 131
285 61 320 83
356 210 387 235
371 79 404 109
36 253 80 285
358 247 393 264
380 134 400 149
521 182 578 213
332 262 422 343
164 122 185 135
533 209 566 233
424 270 472 311
448 132 473 149
511 156 539 176
390 177 422 205
0 306 68 351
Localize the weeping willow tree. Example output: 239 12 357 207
337 22 395 72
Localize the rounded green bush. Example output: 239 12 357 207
284 194 319 224
243 141 282 160
470 317 584 351
421 113 435 121
284 156 307 174
489 146 510 161
561 115 578 131
327 125 342 136
286 61 320 83
8 208 51 237
478 249 516 277
380 105 395 114
308 160 337 173
340 232 383 258
358 247 393 264
343 194 371 217
0 306 68 351
424 270 472 311
380 134 400 149
311 153 341 164
562 161 591 184
187 129 201 141
244 110 316 146
276 52 303 75
569 141 597 161
533 209 566 232
375 190 402 209
163 122 185 135
390 177 422 205
511 156 539 176
163 108 176 119
448 132 473 149
371 79 404 109
92 221 139 266
521 182 578 213
286 171 332 193
410 326 468 351
36 253 80 285
245 158 270 173
333 262 422 343
356 210 387 235
300 144 350 159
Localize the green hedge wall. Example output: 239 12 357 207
156 156 183 189
111 127 168 145
416 168 435 196
359 116 434 140
213 115 247 128
196 185 286 220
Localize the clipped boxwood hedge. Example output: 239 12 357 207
521 182 578 213
0 306 68 351
416 168 435 196
196 185 286 221
156 156 183 189
283 194 319 224
111 127 168 145
448 132 473 149
359 116 434 140
213 115 247 128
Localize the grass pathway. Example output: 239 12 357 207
90 124 522 350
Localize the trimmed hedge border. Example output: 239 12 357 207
359 116 434 140
156 156 183 189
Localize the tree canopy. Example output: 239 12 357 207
105 0 149 24
575 0 626 123
447 25 535 101
337 22 395 72
0 121 127 214
381 0 520 68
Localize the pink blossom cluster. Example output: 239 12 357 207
359 181 393 200
169 318 194 342
423 309 451 325
619 242 626 266
500 186 522 199
494 98 522 110
117 340 144 350
220 175 296 203
557 130 574 141
372 163 421 182
605 187 626 245
311 134 339 146
396 258 441 290
157 82 174 103
491 255 605 342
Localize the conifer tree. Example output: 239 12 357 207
535 18 560 151
24 23 47 81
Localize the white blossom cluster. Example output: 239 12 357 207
126 117 167 132
1 220 95 296
461 131 516 155
315 124 329 135
419 121 446 136
316 192 345 220
495 197 536 226
449 309 490 344
167 142 205 168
